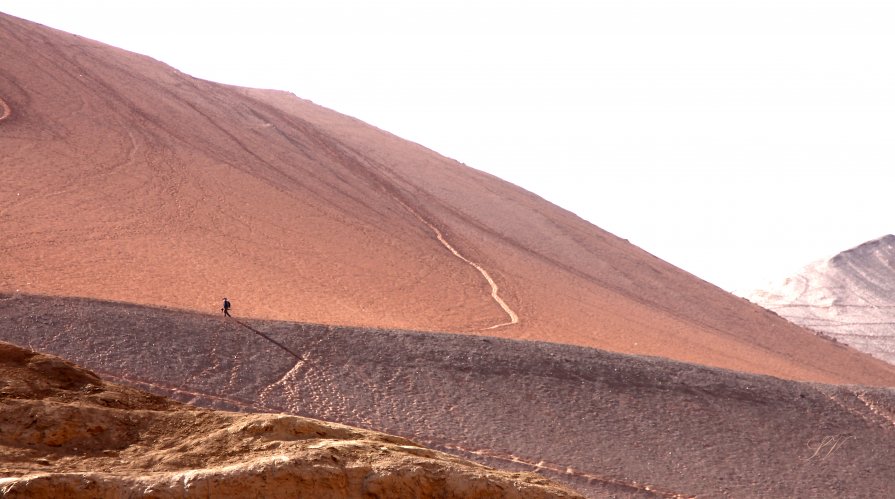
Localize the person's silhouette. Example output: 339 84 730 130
222 297 231 317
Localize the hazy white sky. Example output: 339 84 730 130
4 1 894 292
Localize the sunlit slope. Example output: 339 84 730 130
0 13 499 332
2 12 894 384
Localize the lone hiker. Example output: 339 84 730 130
222 297 231 317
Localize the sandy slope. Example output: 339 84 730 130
0 340 580 498
747 234 895 365
4 295 895 498
1 12 894 385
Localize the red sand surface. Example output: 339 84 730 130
2 12 895 385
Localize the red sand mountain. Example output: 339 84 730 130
2 12 894 385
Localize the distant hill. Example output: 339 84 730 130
1 12 893 384
4 294 895 498
747 234 895 365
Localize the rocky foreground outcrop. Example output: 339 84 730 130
0 342 580 498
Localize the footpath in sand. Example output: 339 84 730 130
0 96 10 121
395 197 519 331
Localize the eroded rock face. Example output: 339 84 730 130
0 342 580 498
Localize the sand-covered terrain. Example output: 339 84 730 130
2 12 893 385
4 294 895 498
0 340 580 498
5 10 895 498
748 235 895 365
0 96 10 122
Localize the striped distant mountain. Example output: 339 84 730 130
748 234 895 366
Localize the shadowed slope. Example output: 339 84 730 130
3 295 895 498
0 341 580 498
2 12 895 384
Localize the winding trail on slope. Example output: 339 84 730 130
395 198 519 331
0 97 11 122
